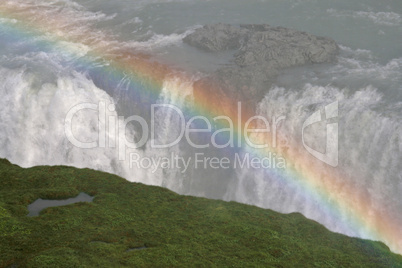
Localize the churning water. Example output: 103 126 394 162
0 0 401 254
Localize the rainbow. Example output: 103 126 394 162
0 1 401 254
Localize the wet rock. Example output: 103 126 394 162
235 26 338 68
185 24 338 66
184 24 339 114
183 23 249 52
239 24 271 31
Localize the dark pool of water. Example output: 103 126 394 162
27 192 94 217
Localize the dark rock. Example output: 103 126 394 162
185 24 338 66
183 23 249 52
184 23 339 115
235 26 338 68
239 24 271 31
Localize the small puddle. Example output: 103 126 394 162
127 246 147 252
27 192 94 217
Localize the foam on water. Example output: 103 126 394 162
0 64 195 190
1 0 402 254
0 67 120 170
226 83 402 243
327 8 402 27
277 45 402 102
126 28 198 51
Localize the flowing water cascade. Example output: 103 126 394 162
0 0 401 254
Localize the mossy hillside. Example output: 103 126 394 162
0 158 401 267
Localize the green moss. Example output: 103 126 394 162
0 158 401 267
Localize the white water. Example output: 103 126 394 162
0 0 401 254
230 83 402 238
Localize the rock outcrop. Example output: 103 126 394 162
183 24 339 116
234 26 338 68
183 23 249 52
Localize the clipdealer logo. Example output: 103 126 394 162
63 100 339 169
64 101 286 161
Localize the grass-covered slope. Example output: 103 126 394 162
0 158 401 267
